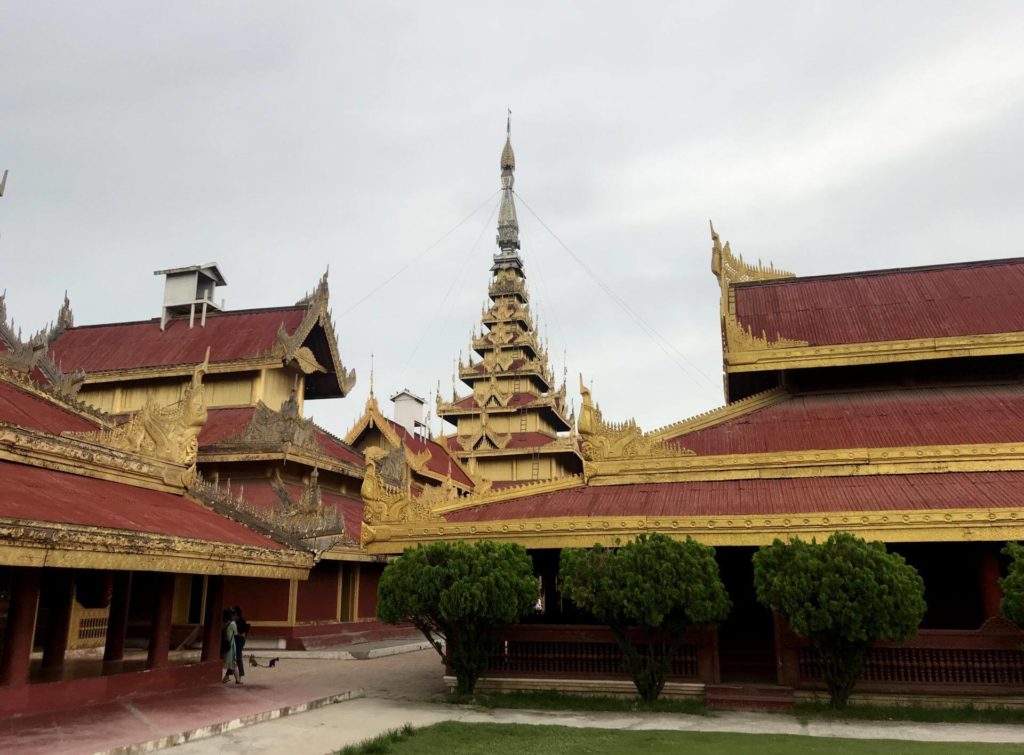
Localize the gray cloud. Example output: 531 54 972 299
2 1 1023 436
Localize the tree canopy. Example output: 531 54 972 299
377 539 537 695
753 532 926 706
560 533 731 701
999 542 1024 625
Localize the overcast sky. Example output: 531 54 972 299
3 2 1024 437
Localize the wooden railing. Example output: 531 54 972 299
776 616 1024 694
475 624 719 683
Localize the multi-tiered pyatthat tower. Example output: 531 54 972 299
436 119 582 486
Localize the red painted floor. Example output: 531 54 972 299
0 658 367 755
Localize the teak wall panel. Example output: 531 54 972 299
296 561 340 622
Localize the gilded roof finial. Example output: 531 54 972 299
497 112 520 253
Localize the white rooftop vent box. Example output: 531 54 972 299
390 389 427 436
154 263 227 329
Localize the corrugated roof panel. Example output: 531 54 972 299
445 472 1024 522
0 381 102 434
49 308 308 372
733 259 1024 345
0 460 284 548
670 385 1024 454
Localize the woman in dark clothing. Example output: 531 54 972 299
221 608 240 684
233 605 250 678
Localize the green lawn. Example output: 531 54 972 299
339 722 1022 755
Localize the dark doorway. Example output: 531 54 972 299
716 547 776 683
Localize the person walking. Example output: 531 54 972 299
233 605 250 679
221 608 241 684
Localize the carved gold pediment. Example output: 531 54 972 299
473 375 514 408
709 223 808 353
225 392 321 454
577 374 691 462
67 357 209 466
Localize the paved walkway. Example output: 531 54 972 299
5 647 1024 753
171 697 1024 754
0 647 445 755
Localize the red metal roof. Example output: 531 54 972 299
235 478 363 542
198 407 256 446
387 420 473 488
0 460 284 548
504 432 561 449
49 308 307 372
314 429 364 467
444 472 1024 522
453 392 540 411
670 384 1024 454
734 258 1024 346
0 380 102 434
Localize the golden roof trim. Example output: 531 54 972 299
0 424 188 492
577 374 689 462
0 520 311 579
725 330 1024 373
189 470 346 550
710 223 807 359
584 441 1024 486
432 474 584 515
648 388 789 441
363 506 1024 553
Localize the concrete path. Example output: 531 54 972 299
170 697 1024 754
1 648 446 755
6 647 1024 754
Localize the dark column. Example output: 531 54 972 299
41 570 75 671
0 567 41 687
980 548 1004 620
146 573 175 669
200 575 224 662
103 571 133 663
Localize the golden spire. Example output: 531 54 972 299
497 110 520 254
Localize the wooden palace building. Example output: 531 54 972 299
5 123 1024 710
0 296 312 717
355 128 1024 702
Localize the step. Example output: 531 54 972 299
705 683 796 712
297 626 422 650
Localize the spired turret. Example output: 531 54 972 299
436 118 582 485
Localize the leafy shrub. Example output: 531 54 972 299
377 540 537 695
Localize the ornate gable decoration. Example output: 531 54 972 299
188 470 344 549
0 292 85 397
230 390 321 454
473 375 515 408
710 222 808 352
577 375 689 462
271 271 357 395
361 446 415 525
67 354 209 466
361 446 455 526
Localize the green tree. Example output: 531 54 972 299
560 533 731 702
376 540 537 695
753 532 926 707
999 542 1024 625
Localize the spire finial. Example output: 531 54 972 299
497 113 520 253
